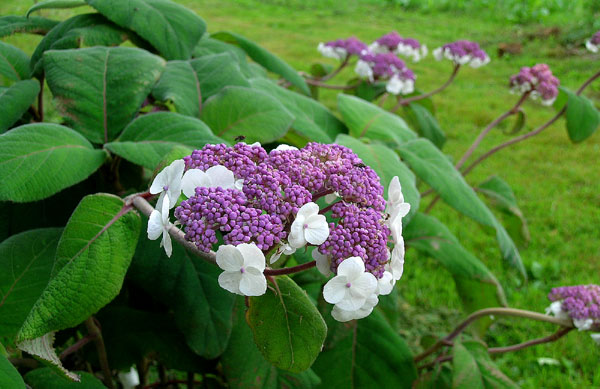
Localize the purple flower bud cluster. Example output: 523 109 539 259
319 202 390 277
433 40 490 68
591 31 600 45
370 31 427 62
509 64 559 105
548 285 600 326
355 52 416 95
318 37 368 61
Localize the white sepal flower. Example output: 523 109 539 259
181 165 238 197
147 193 173 257
586 40 598 53
273 144 298 151
545 301 570 321
216 244 267 296
331 293 379 322
574 318 594 331
355 60 374 82
323 257 377 311
390 241 405 281
288 202 330 249
376 270 394 295
118 367 140 389
312 249 331 277
269 243 296 264
387 176 410 219
150 159 185 210
591 333 600 346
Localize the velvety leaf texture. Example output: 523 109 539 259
405 102 446 149
0 16 58 38
26 0 88 18
0 41 30 81
0 79 39 133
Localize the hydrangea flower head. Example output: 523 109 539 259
509 64 559 106
586 31 600 53
318 37 368 61
355 52 415 95
547 284 600 331
433 40 490 68
370 31 427 62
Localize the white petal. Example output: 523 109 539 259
234 179 244 191
274 144 298 151
591 333 600 346
304 214 329 245
218 271 243 295
155 192 166 213
324 193 338 204
147 210 163 240
283 244 296 255
288 220 307 249
377 271 395 295
331 305 358 322
388 176 402 201
162 229 172 258
206 165 236 189
323 276 349 304
181 169 211 197
336 290 367 311
352 272 378 297
573 318 593 331
312 249 331 277
237 243 266 271
149 168 169 194
297 202 319 219
239 268 267 296
160 194 170 226
216 245 245 271
269 248 283 264
389 214 403 243
390 243 405 281
336 257 365 280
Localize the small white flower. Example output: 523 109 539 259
470 56 490 68
545 301 570 321
118 367 140 389
433 47 443 61
386 75 404 95
387 176 411 219
586 40 598 53
181 165 238 197
269 243 296 264
323 256 377 311
288 202 330 249
216 243 267 296
273 144 299 151
312 249 331 277
591 333 600 345
147 193 173 257
318 43 346 61
573 318 594 331
390 241 405 281
376 270 394 295
331 293 379 322
150 159 185 210
355 60 374 82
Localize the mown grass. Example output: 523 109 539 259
1 0 599 387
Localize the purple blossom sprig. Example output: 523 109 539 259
355 52 416 95
547 285 600 331
369 31 428 62
509 64 559 106
317 37 368 61
433 40 490 68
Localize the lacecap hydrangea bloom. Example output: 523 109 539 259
317 37 368 61
433 40 490 68
147 142 409 322
369 31 428 62
585 31 600 53
509 64 559 106
546 284 600 331
355 52 416 95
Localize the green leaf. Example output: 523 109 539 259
0 16 59 38
0 79 39 133
152 61 202 117
25 367 105 388
354 79 387 102
201 86 294 144
0 41 30 81
211 31 310 96
189 53 251 101
0 123 107 202
0 353 25 389
221 297 321 388
404 213 506 315
404 102 446 149
128 227 235 359
335 135 419 222
26 0 88 18
396 138 525 278
561 87 600 143
18 333 79 381
105 112 223 170
251 78 345 143
453 340 518 389
0 228 62 339
86 0 206 60
337 94 417 147
246 276 327 373
312 310 417 388
44 46 165 144
17 193 140 341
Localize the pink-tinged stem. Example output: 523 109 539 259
264 260 316 276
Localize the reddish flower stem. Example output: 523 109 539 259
264 260 316 276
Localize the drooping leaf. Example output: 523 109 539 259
18 333 79 381
211 31 310 95
0 79 39 133
201 86 294 144
246 276 327 373
312 310 417 388
26 0 88 18
24 367 105 388
44 46 165 144
128 227 235 359
404 213 506 315
105 112 223 170
0 351 26 388
396 138 525 278
86 0 206 60
0 123 107 202
0 228 62 339
404 102 446 149
189 53 251 101
0 16 59 38
560 86 600 143
337 94 417 147
250 78 344 143
221 297 321 388
453 341 518 389
335 135 419 222
17 194 140 341
151 61 203 117
0 41 30 81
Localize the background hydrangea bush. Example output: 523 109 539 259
0 0 599 388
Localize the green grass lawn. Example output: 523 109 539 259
1 0 599 386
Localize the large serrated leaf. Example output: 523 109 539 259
246 276 327 373
0 16 58 38
201 86 294 144
0 228 62 339
212 31 310 95
0 79 39 133
396 138 525 278
0 42 30 81
86 0 206 60
17 194 140 341
44 46 165 144
0 123 107 202
335 134 419 222
105 112 223 170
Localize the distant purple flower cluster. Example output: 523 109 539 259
510 64 559 106
369 31 427 62
317 37 368 61
586 31 600 53
433 40 490 68
547 284 600 331
356 52 416 95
